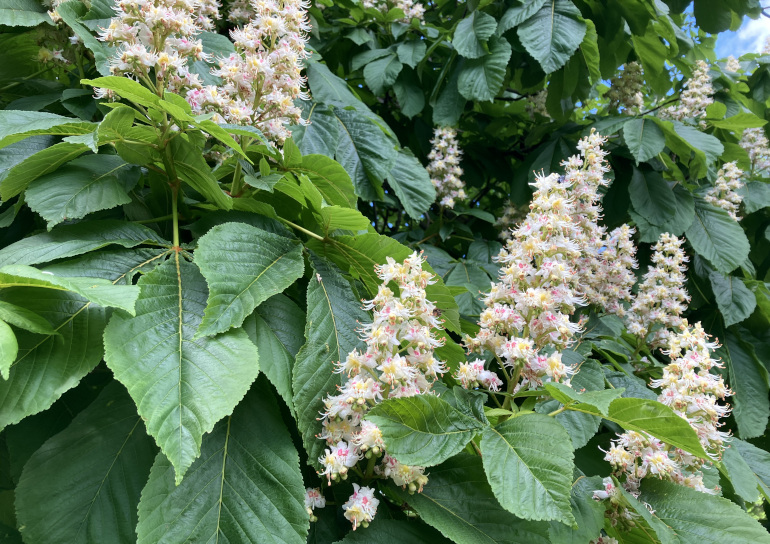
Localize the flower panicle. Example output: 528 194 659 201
426 127 467 209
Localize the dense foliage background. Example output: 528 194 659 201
2 0 770 542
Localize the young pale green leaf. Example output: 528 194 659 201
103 255 260 483
639 478 770 544
517 0 586 74
0 220 168 266
136 379 307 544
242 294 304 417
385 150 436 220
83 76 161 109
719 330 769 439
544 382 625 416
0 289 106 430
0 141 89 201
292 257 368 467
685 197 750 274
168 136 232 210
0 0 51 26
0 300 57 336
452 11 498 59
364 53 403 95
15 381 157 544
0 110 95 149
457 37 512 102
710 112 767 131
318 206 371 234
365 395 483 467
722 443 761 503
623 118 666 164
628 169 676 226
709 272 756 327
194 223 304 337
0 265 139 314
289 153 357 208
25 154 139 229
480 413 575 525
497 0 547 35
0 319 17 380
389 454 551 544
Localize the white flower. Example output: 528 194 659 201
304 487 325 520
427 127 467 209
659 60 714 123
704 162 744 221
740 127 770 174
361 0 424 23
342 484 379 530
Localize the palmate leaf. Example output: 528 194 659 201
136 378 307 544
103 254 260 483
480 413 575 525
292 256 368 467
194 222 305 337
15 381 157 544
389 454 551 544
365 395 483 467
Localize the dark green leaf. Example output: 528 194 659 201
709 272 756 327
452 11 498 59
0 0 51 26
364 53 403 95
0 142 89 201
0 110 95 149
457 37 512 102
497 0 547 35
0 320 17 380
517 0 586 74
720 330 770 439
685 197 750 274
396 39 427 68
623 118 666 164
629 169 676 226
386 151 436 219
168 136 232 209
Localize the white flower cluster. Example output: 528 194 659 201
186 0 311 143
659 60 714 123
583 225 638 317
226 0 255 23
494 201 527 240
317 252 446 527
455 359 503 391
590 536 619 544
525 89 549 119
342 484 380 530
606 62 644 114
602 323 731 498
704 161 744 221
361 0 424 23
304 487 325 522
97 0 219 93
426 127 467 209
625 233 689 348
740 127 770 173
725 55 742 73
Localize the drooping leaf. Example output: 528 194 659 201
396 39 427 68
547 475 604 544
480 413 575 525
385 150 436 220
628 169 676 226
709 272 756 327
168 136 232 209
0 300 57 336
289 153 357 208
639 478 770 544
0 110 95 149
722 442 761 503
15 381 157 544
365 395 483 467
0 220 169 266
452 11 498 59
732 438 770 500
0 320 17 380
457 37 512 102
292 256 368 467
103 255 260 483
363 53 403 95
292 103 340 157
136 379 307 544
517 0 587 74
194 222 304 337
685 197 750 274
0 0 51 26
25 154 139 229
623 118 666 164
0 142 89 201
389 454 551 544
545 382 625 416
497 0 547 35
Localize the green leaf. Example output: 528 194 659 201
639 478 770 544
0 289 106 430
318 206 371 234
396 39 427 68
628 169 676 226
733 438 770 500
0 220 168 266
56 0 112 76
168 136 232 209
544 382 625 416
335 518 451 543
453 11 498 59
365 395 483 466
685 197 750 274
393 68 426 118
0 320 17 380
692 0 733 33
723 442 761 503
738 181 770 214
709 273 756 327
83 76 161 109
364 53 403 95
656 119 724 179
720 330 770 439
517 0 586 74
290 153 357 208
242 294 304 417
0 265 139 314
305 62 364 110
136 379 307 544
457 37 512 102
15 382 157 544
0 0 51 26
194 223 304 337
432 66 466 126
480 413 575 524
623 118 666 164
386 150 436 220
497 0 547 35
580 19 601 84
332 106 397 201
389 454 551 544
547 475 604 544
606 484 678 544
710 112 767 131
292 103 340 157
0 110 95 149
0 141 90 201
0 300 56 336
306 233 461 333
292 256 368 467
25 154 139 229
103 255 260 483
